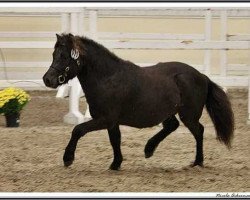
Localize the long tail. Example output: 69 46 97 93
206 79 235 148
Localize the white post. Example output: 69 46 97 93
204 9 212 75
220 10 228 77
79 9 91 120
56 13 71 98
78 10 85 35
83 10 98 121
61 13 70 33
63 12 84 124
89 10 98 40
78 9 85 98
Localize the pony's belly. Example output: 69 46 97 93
119 107 177 128
120 119 163 129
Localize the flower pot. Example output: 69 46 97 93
5 113 20 127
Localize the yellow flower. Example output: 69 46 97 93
0 87 31 114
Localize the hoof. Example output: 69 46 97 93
190 161 204 168
109 163 121 171
144 140 157 159
144 145 157 158
145 151 154 158
64 160 74 167
63 152 74 167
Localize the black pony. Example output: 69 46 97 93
43 33 234 170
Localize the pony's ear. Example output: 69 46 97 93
69 33 74 38
56 34 61 41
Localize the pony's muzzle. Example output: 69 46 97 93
43 68 60 88
43 76 51 87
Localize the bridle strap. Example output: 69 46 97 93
58 75 65 84
52 49 81 84
51 66 69 84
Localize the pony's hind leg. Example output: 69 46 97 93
180 118 204 167
174 73 206 167
144 115 179 158
108 125 123 170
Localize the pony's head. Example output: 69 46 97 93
43 33 85 88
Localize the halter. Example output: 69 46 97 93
57 49 81 84
58 66 69 84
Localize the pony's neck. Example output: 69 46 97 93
76 37 140 100
80 37 127 78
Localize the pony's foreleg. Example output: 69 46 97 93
63 118 107 167
144 116 179 158
108 125 123 170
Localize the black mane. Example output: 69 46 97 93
74 35 139 79
57 33 138 69
81 36 123 63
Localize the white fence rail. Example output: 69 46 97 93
0 7 249 124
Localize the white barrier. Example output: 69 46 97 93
0 8 86 124
68 8 250 124
0 8 249 124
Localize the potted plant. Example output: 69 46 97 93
0 87 30 127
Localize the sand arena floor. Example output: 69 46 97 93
0 89 249 192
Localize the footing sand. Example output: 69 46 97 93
0 89 249 192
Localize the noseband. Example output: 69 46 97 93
58 66 69 84
57 49 80 84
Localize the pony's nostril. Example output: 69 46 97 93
45 77 51 86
